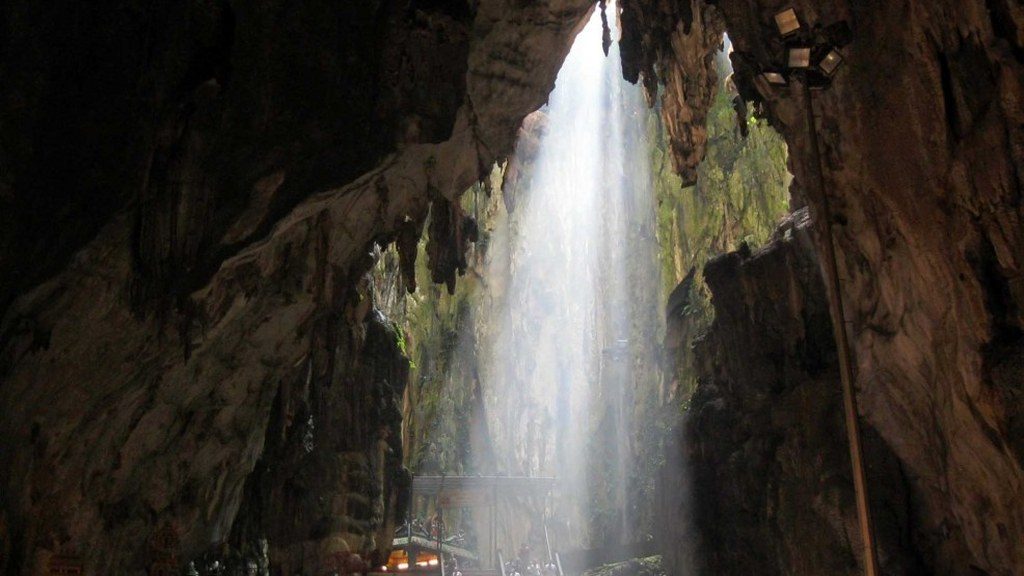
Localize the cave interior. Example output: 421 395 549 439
0 1 1022 575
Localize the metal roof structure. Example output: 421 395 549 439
391 536 478 561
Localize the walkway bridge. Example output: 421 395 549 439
371 476 560 576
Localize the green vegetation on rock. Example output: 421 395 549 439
652 58 790 402
370 182 496 478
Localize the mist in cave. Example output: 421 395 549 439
393 11 798 572
473 2 665 561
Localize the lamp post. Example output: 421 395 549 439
758 10 881 576
798 71 881 576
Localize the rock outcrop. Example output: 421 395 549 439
663 211 924 575
234 307 410 576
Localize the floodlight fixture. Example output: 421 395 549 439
788 47 812 69
774 8 801 37
762 71 788 86
819 48 844 76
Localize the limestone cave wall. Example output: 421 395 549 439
655 1 1024 575
0 1 599 573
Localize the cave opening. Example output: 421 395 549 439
369 6 793 576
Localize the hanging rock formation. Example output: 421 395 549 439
619 0 725 185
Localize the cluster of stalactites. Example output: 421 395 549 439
618 0 726 185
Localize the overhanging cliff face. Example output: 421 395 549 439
648 0 1024 574
711 1 1024 573
0 1 596 573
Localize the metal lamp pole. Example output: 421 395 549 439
797 73 881 576
765 11 881 573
